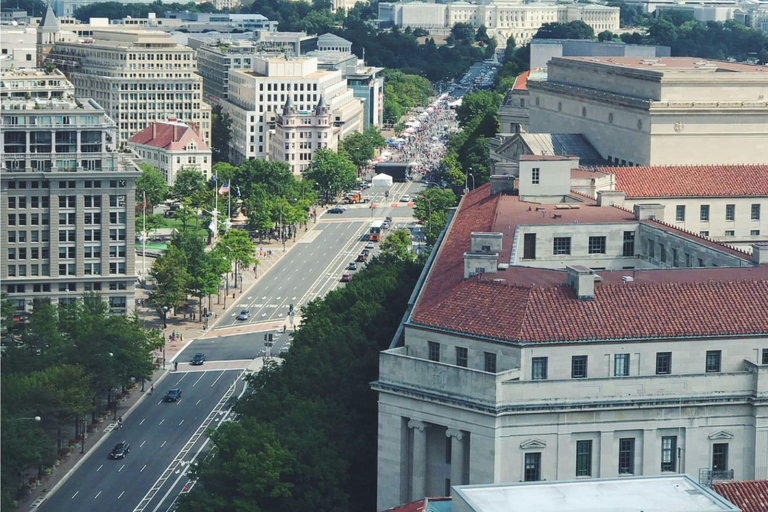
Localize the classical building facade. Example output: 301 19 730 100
128 120 211 185
0 68 139 318
526 56 768 166
269 97 338 175
220 55 363 163
374 155 768 511
46 29 211 146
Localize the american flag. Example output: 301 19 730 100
218 181 230 195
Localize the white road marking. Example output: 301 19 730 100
141 464 147 473
94 491 102 499
179 419 185 426
140 441 146 448
210 371 224 387
161 440 167 448
193 373 205 386
159 419 165 425
195 399 201 405
119 464 125 472
118 491 125 500
139 418 145 425
72 491 79 499
97 465 103 472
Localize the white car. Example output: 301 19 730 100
400 195 411 202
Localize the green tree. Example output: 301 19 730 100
440 149 466 188
534 20 595 40
380 229 413 261
219 229 256 291
136 163 168 207
170 168 207 201
598 30 615 42
304 149 357 204
451 22 476 42
211 104 232 164
415 188 457 245
380 70 433 124
149 245 190 323
1 292 17 338
136 213 164 238
456 90 502 127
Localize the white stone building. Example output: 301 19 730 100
46 29 211 146
0 25 37 71
269 97 338 175
1 68 139 318
570 164 768 249
378 1 619 45
374 155 768 511
526 56 768 166
128 120 212 185
220 55 363 163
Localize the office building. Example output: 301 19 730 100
378 1 619 45
529 38 670 70
1 69 139 318
128 120 212 185
46 29 211 146
527 57 768 166
269 97 338 175
220 55 363 163
162 12 278 32
374 155 768 510
197 41 259 103
1 24 37 71
317 33 352 53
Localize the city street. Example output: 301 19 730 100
38 370 244 512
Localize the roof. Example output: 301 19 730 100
712 480 768 512
40 5 59 28
518 133 605 165
454 476 738 512
410 183 768 344
512 70 530 91
317 33 352 47
560 56 768 73
595 164 768 198
128 121 209 152
384 497 452 512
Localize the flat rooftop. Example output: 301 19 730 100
560 56 768 73
454 476 739 512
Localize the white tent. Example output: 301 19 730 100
372 173 393 187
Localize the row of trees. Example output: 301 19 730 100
1 297 162 509
381 69 433 124
74 0 222 21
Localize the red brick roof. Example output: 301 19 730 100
512 70 530 91
129 121 209 152
712 480 768 512
595 164 768 198
410 184 768 344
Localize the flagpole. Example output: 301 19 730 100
142 191 146 281
214 171 218 240
228 182 231 222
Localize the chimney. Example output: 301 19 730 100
597 190 626 208
566 265 595 301
752 243 768 264
174 125 180 142
470 232 503 253
152 122 156 139
633 203 665 221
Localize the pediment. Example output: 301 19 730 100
708 430 734 440
520 438 547 450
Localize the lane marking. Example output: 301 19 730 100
159 419 165 425
139 419 145 425
210 371 224 387
119 464 125 472
97 465 103 472
141 464 147 473
72 491 79 499
192 373 205 387
118 491 125 500
94 491 102 499
195 399 201 405
179 419 185 426
161 440 167 448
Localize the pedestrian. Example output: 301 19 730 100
118 416 123 429
174 361 178 371
180 333 183 342
150 384 154 395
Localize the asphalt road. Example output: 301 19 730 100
39 370 244 512
177 330 292 362
217 180 426 329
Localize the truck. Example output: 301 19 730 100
344 192 370 204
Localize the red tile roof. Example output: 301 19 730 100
129 121 209 152
594 164 768 198
712 480 768 512
410 185 768 344
512 70 530 91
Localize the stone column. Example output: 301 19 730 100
408 419 428 501
446 429 465 487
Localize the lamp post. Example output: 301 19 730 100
419 195 432 251
162 308 168 369
81 417 87 454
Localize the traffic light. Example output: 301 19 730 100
289 303 294 314
268 333 274 342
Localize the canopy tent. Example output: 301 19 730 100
404 127 416 134
371 173 393 187
449 98 462 108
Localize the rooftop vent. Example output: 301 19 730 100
566 265 594 301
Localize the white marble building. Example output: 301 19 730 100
374 156 768 511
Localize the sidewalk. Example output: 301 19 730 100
15 211 325 511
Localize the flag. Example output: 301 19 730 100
218 181 230 195
212 172 217 183
143 191 147 208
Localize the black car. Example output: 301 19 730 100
191 353 206 366
109 441 130 459
165 388 182 402
328 206 345 214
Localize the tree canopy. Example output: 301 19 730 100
380 229 414 261
534 20 595 40
136 163 168 207
304 148 357 204
381 70 433 124
414 188 458 245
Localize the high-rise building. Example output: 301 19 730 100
220 55 363 163
46 30 212 146
0 68 139 319
197 41 259 104
269 96 338 175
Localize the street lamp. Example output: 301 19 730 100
19 416 42 422
162 308 168 369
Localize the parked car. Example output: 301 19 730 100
165 388 182 402
191 353 206 366
365 241 375 249
348 262 358 270
109 441 130 460
328 206 345 214
341 273 352 282
236 310 250 321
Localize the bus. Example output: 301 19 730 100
369 221 384 242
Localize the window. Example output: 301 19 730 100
751 230 761 236
428 341 440 362
614 354 630 376
762 349 768 365
576 440 592 477
531 167 540 185
660 245 666 263
700 205 710 221
700 231 710 238
725 230 735 237
618 438 635 474
725 204 735 221
712 443 728 471
706 350 721 373
675 205 685 222
456 347 468 367
524 453 541 481
623 231 635 257
571 356 588 379
672 248 679 267
752 204 761 221
656 352 671 375
484 352 497 373
588 236 606 254
553 237 571 255
661 436 677 472
532 357 548 380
